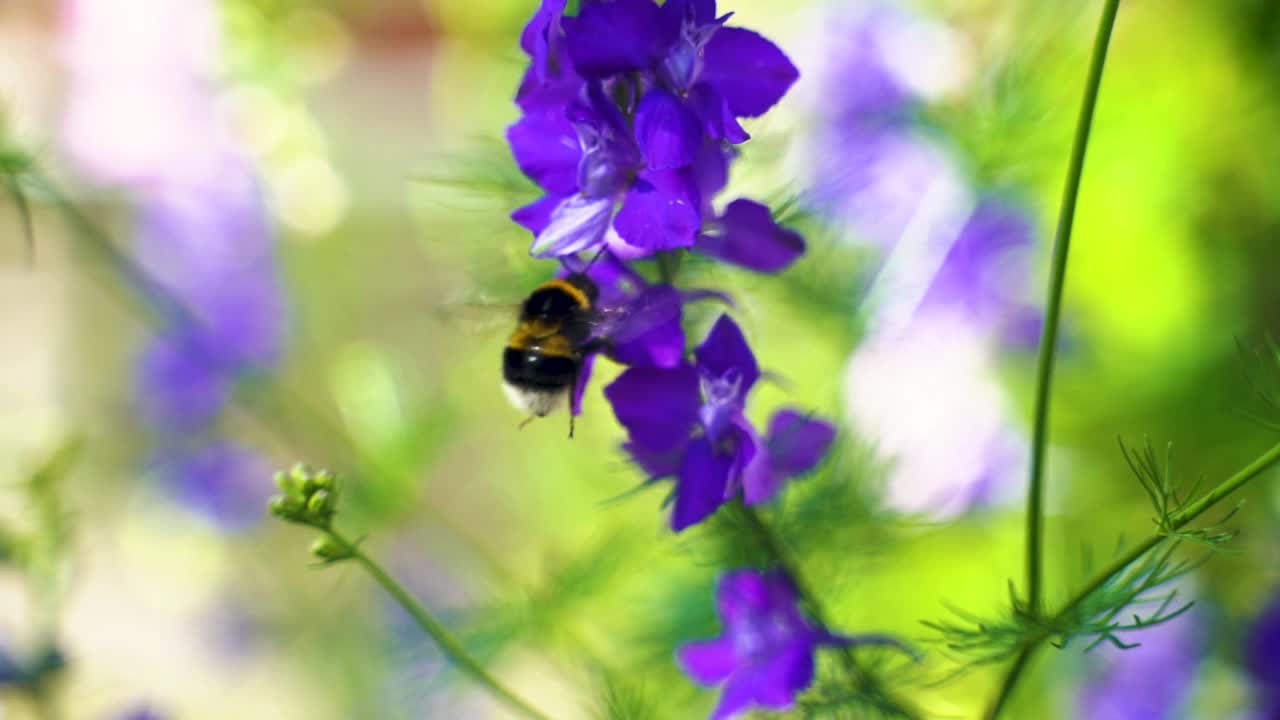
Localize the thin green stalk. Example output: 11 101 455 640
983 644 1037 720
327 529 554 720
1026 0 1122 617
985 438 1280 718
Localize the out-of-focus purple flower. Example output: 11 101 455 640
1246 588 1280 716
1075 610 1202 720
158 442 272 530
678 568 898 719
508 0 803 269
606 315 834 531
113 705 167 720
845 312 1025 519
61 0 284 528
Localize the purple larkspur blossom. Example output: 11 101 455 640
605 314 834 530
1075 609 1202 720
1246 588 1280 717
509 0 803 269
562 251 689 416
678 568 900 719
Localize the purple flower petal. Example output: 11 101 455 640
507 111 582 195
698 198 804 273
563 0 669 78
1247 589 1280 692
604 365 700 451
740 454 781 506
635 88 702 170
659 0 718 28
689 84 749 143
752 646 815 709
672 436 731 531
614 169 701 251
570 352 596 416
716 568 772 626
138 335 230 429
159 442 270 530
623 440 684 479
764 410 835 476
520 0 568 71
530 194 615 257
695 314 760 398
690 140 731 214
511 194 564 235
677 637 738 685
604 284 686 367
701 27 799 118
710 667 762 720
917 199 1036 327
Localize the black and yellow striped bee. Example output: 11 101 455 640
501 272 601 434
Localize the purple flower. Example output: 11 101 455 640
508 0 803 270
844 313 1026 519
605 315 834 531
62 0 285 528
678 569 897 719
1246 588 1280 716
561 252 690 415
1075 610 1202 720
155 442 273 530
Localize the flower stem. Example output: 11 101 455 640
1025 0 1122 617
326 529 553 720
985 437 1280 718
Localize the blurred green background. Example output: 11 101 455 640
1 0 1279 718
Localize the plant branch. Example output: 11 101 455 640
1025 0 1122 616
985 437 1280 718
327 529 554 720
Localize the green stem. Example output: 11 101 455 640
328 529 553 720
1025 0 1122 617
983 644 1038 720
986 438 1280 718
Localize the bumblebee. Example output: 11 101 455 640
501 273 601 435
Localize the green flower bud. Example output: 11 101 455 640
307 489 334 516
312 469 336 491
268 495 290 517
310 535 349 562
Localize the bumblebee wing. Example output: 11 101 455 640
588 286 683 345
431 302 521 335
589 286 733 344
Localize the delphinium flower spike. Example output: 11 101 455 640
606 314 835 531
679 568 907 720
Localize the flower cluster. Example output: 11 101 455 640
510 0 805 270
504 3 884 717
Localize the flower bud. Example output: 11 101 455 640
307 489 333 516
310 535 349 562
312 469 336 491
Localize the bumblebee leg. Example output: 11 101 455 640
568 412 575 439
518 416 536 430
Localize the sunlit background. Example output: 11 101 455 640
1 0 1279 717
